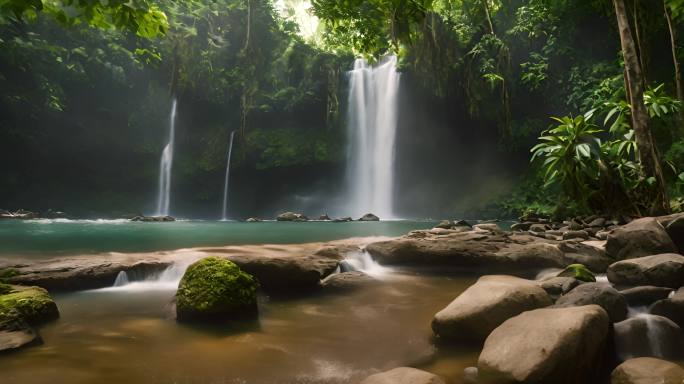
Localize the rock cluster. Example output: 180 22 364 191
0 285 59 353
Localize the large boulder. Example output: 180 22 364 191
614 314 684 361
620 286 673 306
607 253 684 288
650 288 684 328
554 282 628 323
358 213 380 221
432 275 552 342
606 218 677 260
276 212 308 221
559 240 613 272
0 285 59 326
664 215 684 253
478 305 610 384
359 367 445 384
611 357 684 384
175 257 259 323
320 271 376 293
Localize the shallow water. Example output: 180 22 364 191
1 271 477 384
0 220 436 258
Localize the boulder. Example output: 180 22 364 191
560 240 613 272
554 282 627 322
317 214 331 221
478 305 610 384
650 288 684 328
563 230 589 240
332 217 353 222
320 271 375 292
588 217 607 227
130 215 175 222
463 367 478 384
665 215 684 253
0 285 59 326
611 357 684 384
0 327 40 353
539 276 582 298
607 254 684 289
435 220 453 229
529 223 549 233
359 367 445 384
432 275 552 341
473 223 502 233
510 222 533 231
620 286 673 306
175 257 259 322
614 315 684 361
557 263 596 282
245 217 262 222
358 213 380 221
606 218 677 260
276 212 308 221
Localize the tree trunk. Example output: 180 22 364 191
613 0 670 214
482 0 495 35
632 0 647 84
243 0 251 52
664 0 684 122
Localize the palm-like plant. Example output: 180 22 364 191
531 110 602 208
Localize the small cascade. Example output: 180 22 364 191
221 130 237 221
345 56 400 219
101 260 192 292
156 99 178 216
339 250 391 278
615 313 682 360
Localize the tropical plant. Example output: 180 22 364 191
531 110 602 209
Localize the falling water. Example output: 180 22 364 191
345 55 400 219
156 99 177 216
221 130 237 221
104 261 192 292
338 250 391 278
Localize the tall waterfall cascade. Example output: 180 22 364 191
221 130 237 221
156 99 177 216
345 55 400 219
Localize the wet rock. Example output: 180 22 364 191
554 282 628 322
317 214 331 221
596 229 611 240
358 213 380 221
539 276 582 298
332 217 353 222
664 215 684 253
563 230 589 240
557 263 596 282
650 288 684 328
478 305 609 384
0 326 40 353
366 232 565 272
588 217 607 227
620 286 673 306
560 240 612 272
473 223 502 233
463 367 478 384
510 222 533 231
434 220 453 229
320 271 375 292
432 275 552 341
130 215 175 222
612 357 684 384
359 367 445 384
0 285 59 326
607 253 684 288
276 212 308 221
606 218 677 260
176 257 259 323
614 315 684 361
529 223 548 233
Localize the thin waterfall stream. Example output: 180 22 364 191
345 56 400 219
221 130 237 221
156 99 177 216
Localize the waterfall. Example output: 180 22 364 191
338 250 391 278
345 55 400 219
103 261 192 292
156 99 177 216
221 130 237 221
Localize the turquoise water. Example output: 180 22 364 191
0 219 436 258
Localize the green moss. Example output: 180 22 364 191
0 268 19 283
0 286 60 326
176 257 259 322
557 264 596 282
0 283 12 295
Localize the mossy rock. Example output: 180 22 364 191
176 257 259 323
0 285 59 327
0 268 19 283
558 264 596 282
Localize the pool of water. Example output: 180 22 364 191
0 220 437 259
1 270 478 384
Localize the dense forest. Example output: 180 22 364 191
1 0 683 219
